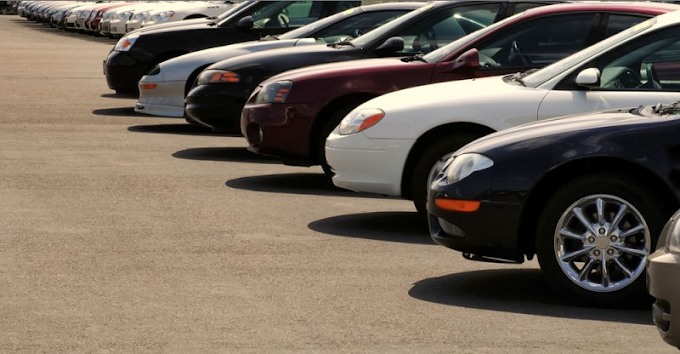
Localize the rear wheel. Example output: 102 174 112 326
535 173 666 307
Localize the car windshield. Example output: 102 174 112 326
519 17 656 88
278 7 359 40
422 10 527 63
349 3 434 48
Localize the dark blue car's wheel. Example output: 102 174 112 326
536 173 667 307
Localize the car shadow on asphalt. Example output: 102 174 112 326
226 172 404 198
173 147 281 163
308 211 431 244
94 107 146 116
128 123 239 137
16 21 118 44
409 269 653 324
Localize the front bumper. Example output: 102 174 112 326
104 50 150 93
184 83 250 134
241 102 316 166
325 130 413 197
135 77 185 118
647 249 680 349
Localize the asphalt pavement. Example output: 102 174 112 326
0 14 675 354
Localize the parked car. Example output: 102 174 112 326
135 2 424 118
84 1 129 35
325 7 680 216
648 206 680 350
425 101 680 306
185 1 557 133
137 1 236 30
104 1 361 94
241 1 674 176
109 2 163 38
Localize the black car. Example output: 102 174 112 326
103 1 361 94
427 102 680 307
183 1 559 133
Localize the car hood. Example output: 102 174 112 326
159 38 318 80
206 43 360 72
127 17 215 36
459 107 656 155
265 56 414 83
359 75 548 140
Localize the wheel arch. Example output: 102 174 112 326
518 157 680 259
309 92 378 165
400 122 495 200
184 63 213 96
184 14 208 20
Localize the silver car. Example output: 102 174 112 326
648 209 680 350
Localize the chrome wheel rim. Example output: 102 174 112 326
554 194 650 293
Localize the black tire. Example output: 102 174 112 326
535 173 666 307
411 133 480 216
316 100 366 177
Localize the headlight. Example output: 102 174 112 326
255 81 292 104
113 33 139 51
152 11 175 22
197 70 241 85
338 108 385 135
443 153 494 184
666 216 680 254
135 11 150 21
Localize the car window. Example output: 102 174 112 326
251 1 316 29
395 3 503 55
311 10 411 44
591 27 680 91
476 13 598 69
604 14 653 38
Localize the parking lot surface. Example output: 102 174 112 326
0 15 675 354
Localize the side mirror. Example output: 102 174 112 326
575 67 600 87
236 15 254 30
434 48 480 73
375 37 404 56
451 48 480 70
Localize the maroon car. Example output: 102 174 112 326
241 1 680 175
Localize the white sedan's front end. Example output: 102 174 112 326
327 75 544 198
135 38 316 118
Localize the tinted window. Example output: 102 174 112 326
477 13 598 68
312 10 410 44
395 3 503 54
605 14 651 38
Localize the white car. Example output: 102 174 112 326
326 11 680 215
109 2 163 38
135 2 422 118
136 1 235 30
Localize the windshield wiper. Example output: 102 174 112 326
508 72 526 86
329 40 355 48
651 100 680 115
403 53 427 62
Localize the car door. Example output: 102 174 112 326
538 24 680 120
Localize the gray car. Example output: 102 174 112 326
648 209 680 350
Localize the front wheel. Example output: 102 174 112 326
535 173 667 307
411 133 481 216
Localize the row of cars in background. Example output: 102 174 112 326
13 0 680 350
16 1 238 38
